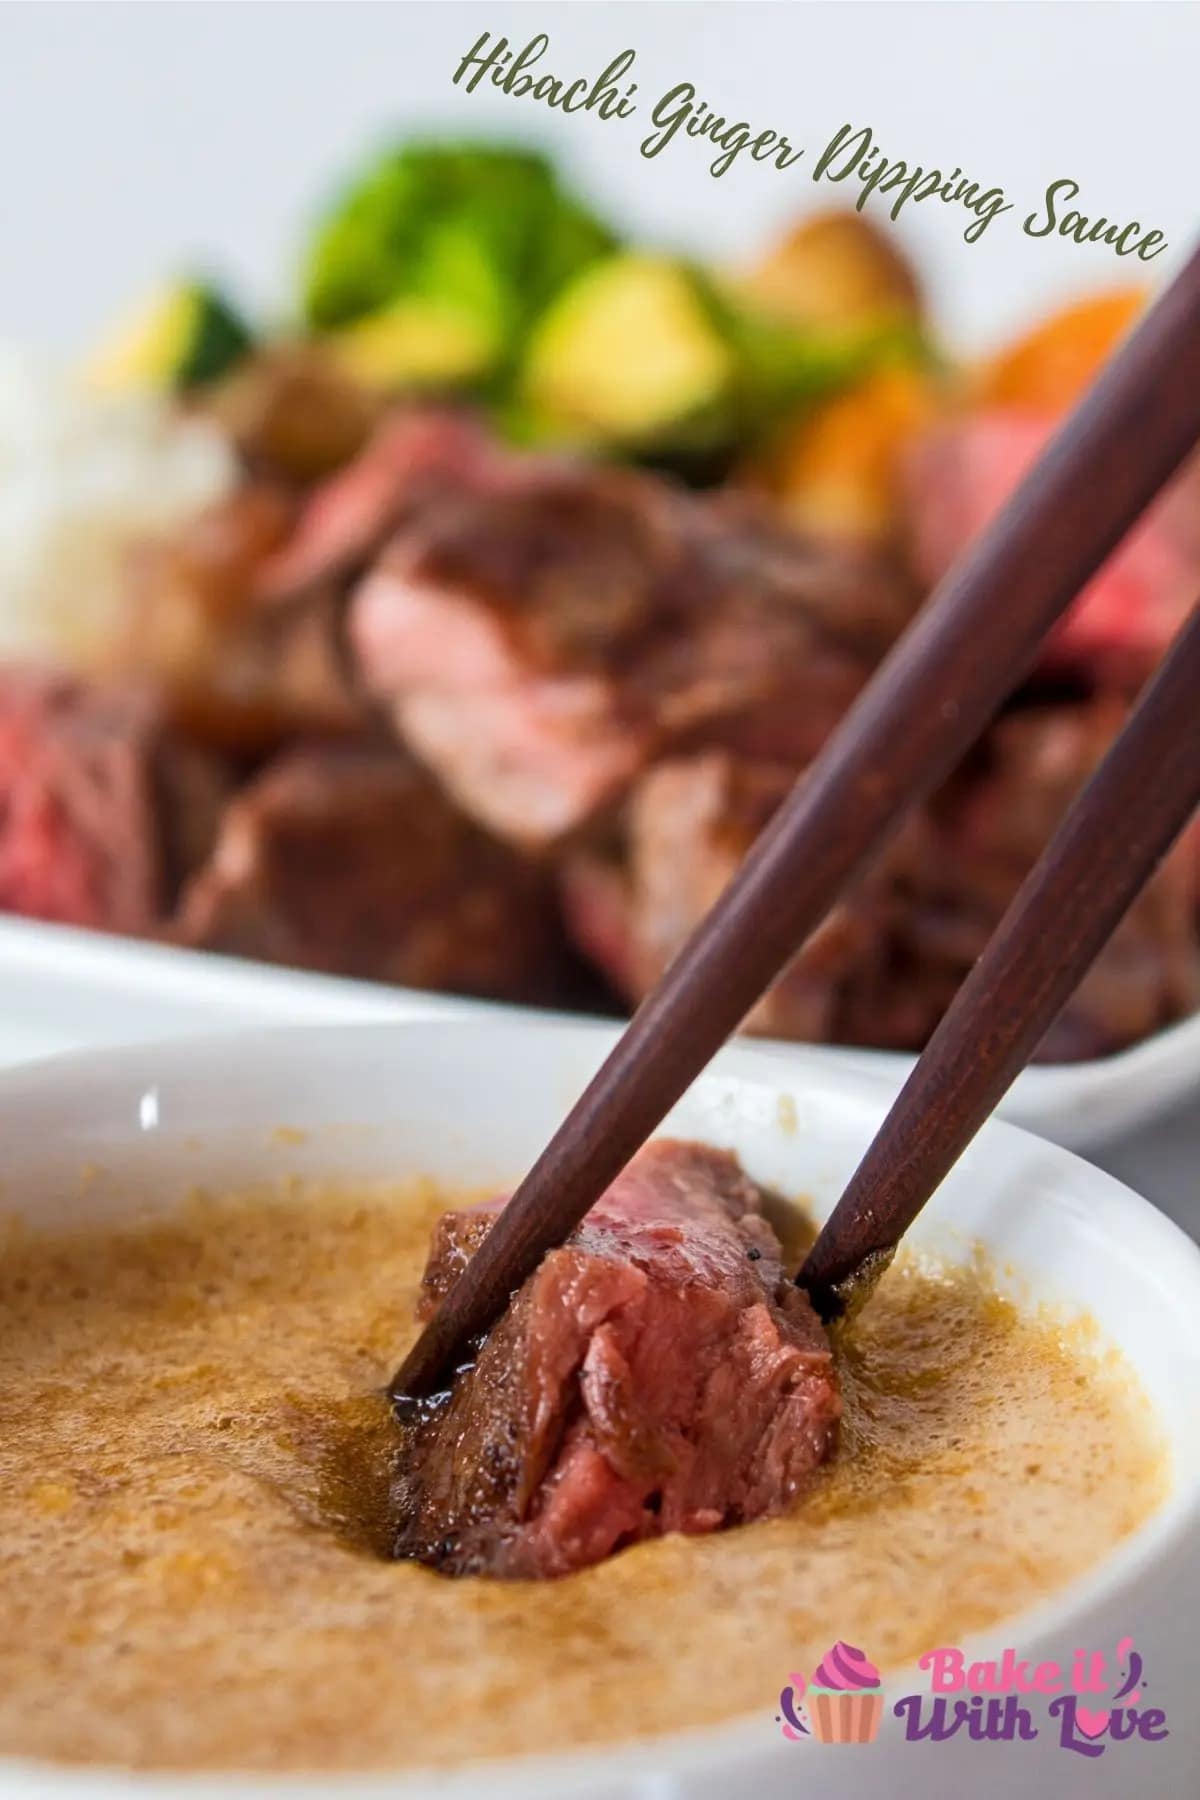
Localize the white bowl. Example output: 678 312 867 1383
0 916 1197 1153
1 1017 1198 1800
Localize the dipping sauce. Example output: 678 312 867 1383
0 1178 1166 1771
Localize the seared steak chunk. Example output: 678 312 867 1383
562 751 936 1047
904 703 1200 1060
349 446 901 846
562 711 1200 1061
124 483 365 752
0 668 227 933
906 414 1200 690
255 409 495 602
392 1139 839 1579
171 742 565 1001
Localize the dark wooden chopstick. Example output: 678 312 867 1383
392 241 1200 1401
801 599 1200 1316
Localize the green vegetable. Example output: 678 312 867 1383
717 290 929 429
302 142 617 389
86 280 254 395
326 295 499 391
517 250 924 459
520 255 737 452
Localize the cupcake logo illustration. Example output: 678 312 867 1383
779 1641 885 1745
778 1634 1169 1756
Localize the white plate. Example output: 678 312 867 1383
0 913 1197 1151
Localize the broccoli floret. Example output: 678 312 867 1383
301 142 617 389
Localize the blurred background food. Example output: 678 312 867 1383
0 134 1194 1061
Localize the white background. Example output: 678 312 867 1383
0 0 1195 1225
1 1 1196 353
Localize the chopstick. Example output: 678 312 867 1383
801 599 1200 1317
392 240 1200 1401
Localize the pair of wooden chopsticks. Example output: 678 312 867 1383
394 241 1200 1399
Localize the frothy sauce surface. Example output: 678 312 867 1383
0 1179 1166 1771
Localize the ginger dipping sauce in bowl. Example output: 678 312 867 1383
0 1017 1195 1800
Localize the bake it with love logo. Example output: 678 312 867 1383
778 1636 1169 1756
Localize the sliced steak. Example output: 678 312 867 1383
905 703 1200 1060
349 449 901 847
392 1139 838 1579
562 712 1200 1062
125 409 497 753
906 412 1200 690
254 409 496 602
350 468 675 847
0 668 228 933
171 741 566 1002
562 752 936 1047
124 484 365 753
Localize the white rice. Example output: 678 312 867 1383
0 346 236 665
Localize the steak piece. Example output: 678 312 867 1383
348 446 903 847
254 409 495 602
124 484 366 753
171 742 566 1002
907 413 1200 690
904 703 1200 1060
562 710 1200 1062
123 409 495 753
0 668 228 933
562 752 938 1047
393 1139 838 1579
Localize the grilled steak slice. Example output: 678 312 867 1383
349 448 900 847
171 742 566 1001
254 409 495 602
562 752 935 1047
392 1139 839 1580
563 707 1200 1061
907 413 1200 690
0 668 228 933
124 409 498 754
124 484 366 753
903 703 1200 1060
